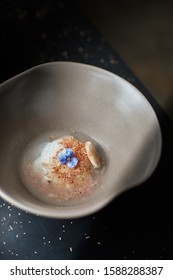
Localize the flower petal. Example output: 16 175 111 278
67 157 78 168
57 149 67 164
65 148 74 158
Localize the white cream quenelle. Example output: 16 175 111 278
40 136 101 188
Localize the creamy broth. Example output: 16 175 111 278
19 130 106 206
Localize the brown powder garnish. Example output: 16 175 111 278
49 137 93 187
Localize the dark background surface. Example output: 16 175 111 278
0 0 173 259
77 0 173 121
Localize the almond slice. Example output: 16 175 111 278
85 141 100 168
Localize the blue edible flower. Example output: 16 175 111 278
57 148 78 168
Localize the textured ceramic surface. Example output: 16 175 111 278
0 62 162 218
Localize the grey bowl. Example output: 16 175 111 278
0 62 162 218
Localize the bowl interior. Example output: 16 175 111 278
0 62 162 218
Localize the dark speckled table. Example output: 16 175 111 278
0 0 173 260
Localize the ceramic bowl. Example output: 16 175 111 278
0 62 162 218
